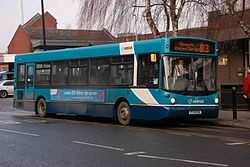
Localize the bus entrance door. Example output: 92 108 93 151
24 64 35 110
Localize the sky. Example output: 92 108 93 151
0 0 79 53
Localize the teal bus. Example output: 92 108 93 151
13 37 218 125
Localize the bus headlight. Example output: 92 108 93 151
214 98 219 104
170 98 176 104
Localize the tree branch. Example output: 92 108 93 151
133 3 164 8
145 0 160 38
176 0 186 22
239 20 250 37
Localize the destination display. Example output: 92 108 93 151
170 38 216 54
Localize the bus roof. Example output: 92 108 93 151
15 37 217 64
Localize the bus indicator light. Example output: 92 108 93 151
165 94 170 98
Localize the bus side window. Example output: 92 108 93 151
69 59 88 86
36 63 51 86
52 61 69 85
90 58 110 85
110 55 133 86
138 53 159 86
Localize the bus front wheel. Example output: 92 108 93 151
37 98 47 117
116 102 131 126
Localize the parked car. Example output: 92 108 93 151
0 80 14 98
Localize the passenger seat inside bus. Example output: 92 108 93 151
172 77 189 91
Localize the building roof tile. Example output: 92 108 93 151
25 28 114 41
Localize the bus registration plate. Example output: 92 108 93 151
188 110 202 115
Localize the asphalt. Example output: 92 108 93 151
216 109 250 129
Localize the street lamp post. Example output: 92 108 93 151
41 0 46 51
133 0 138 41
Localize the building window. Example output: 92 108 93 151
218 55 228 66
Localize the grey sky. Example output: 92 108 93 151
0 0 79 53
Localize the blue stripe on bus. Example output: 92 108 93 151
46 101 218 121
47 102 114 118
131 106 218 120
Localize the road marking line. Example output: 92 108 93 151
23 119 48 123
0 120 21 124
137 155 228 167
226 142 247 146
166 131 192 137
0 128 40 137
72 141 124 151
124 151 146 156
221 136 248 143
125 127 146 132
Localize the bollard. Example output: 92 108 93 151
232 86 237 120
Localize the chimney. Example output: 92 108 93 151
18 0 24 24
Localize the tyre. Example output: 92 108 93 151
37 98 47 117
116 101 131 125
0 90 8 98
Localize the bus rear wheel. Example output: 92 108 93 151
116 102 131 126
37 98 47 117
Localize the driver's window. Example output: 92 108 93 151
138 53 159 87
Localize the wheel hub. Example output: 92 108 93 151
120 107 129 120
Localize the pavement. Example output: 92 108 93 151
216 109 250 129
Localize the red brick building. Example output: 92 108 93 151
8 12 57 54
8 12 115 54
3 12 115 72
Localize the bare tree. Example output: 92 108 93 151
224 0 250 37
145 0 160 37
210 0 250 37
77 0 212 37
77 0 136 36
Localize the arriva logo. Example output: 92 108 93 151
120 42 134 55
188 99 204 104
123 46 133 51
